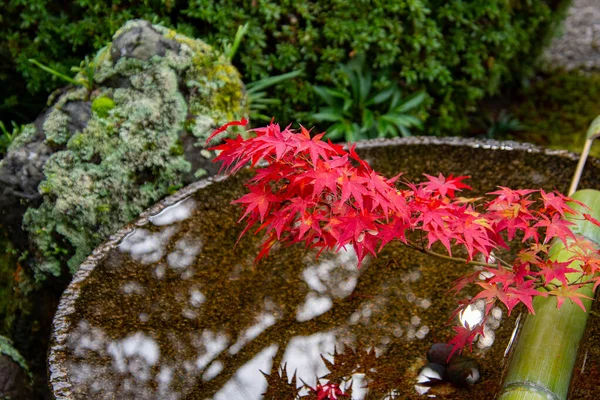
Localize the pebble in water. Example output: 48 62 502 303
420 343 481 391
446 356 481 387
417 363 446 384
427 343 455 365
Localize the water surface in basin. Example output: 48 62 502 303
49 139 600 399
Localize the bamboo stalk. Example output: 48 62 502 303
497 189 600 400
568 115 600 196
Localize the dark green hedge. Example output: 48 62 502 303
1 0 570 135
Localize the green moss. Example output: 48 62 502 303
6 124 36 151
91 96 115 118
509 70 600 156
13 21 247 278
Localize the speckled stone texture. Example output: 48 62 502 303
544 0 600 70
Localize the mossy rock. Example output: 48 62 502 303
0 20 248 279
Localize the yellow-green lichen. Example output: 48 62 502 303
155 23 249 143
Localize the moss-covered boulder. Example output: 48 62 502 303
0 20 248 279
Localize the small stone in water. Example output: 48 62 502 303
491 307 502 319
417 363 446 384
427 343 455 365
446 357 481 386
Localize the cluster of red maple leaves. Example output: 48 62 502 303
208 119 600 353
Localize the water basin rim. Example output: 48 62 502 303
46 136 593 398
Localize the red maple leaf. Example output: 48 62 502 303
304 160 343 198
205 117 248 144
539 190 577 218
447 324 483 358
294 126 339 167
304 381 349 400
232 185 279 222
473 281 509 309
547 284 592 311
449 270 481 294
487 187 537 204
485 266 516 288
422 173 471 198
505 280 548 314
535 260 580 286
339 170 369 209
583 213 600 228
534 214 576 244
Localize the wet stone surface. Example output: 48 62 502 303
48 139 600 399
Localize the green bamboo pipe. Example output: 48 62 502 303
498 189 600 400
568 115 600 196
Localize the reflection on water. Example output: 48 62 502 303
54 175 514 399
50 142 600 399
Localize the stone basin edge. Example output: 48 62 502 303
46 136 595 399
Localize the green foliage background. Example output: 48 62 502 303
1 0 570 135
509 70 600 156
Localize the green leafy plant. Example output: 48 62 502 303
221 22 249 61
1 1 570 134
246 70 303 122
483 110 524 139
28 56 95 91
70 55 96 90
311 55 426 141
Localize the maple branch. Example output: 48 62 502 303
208 119 600 356
411 233 513 269
404 240 495 268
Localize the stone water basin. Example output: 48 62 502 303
48 137 600 399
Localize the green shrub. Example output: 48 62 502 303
1 0 570 135
311 54 426 141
